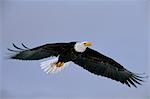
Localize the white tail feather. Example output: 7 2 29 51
40 57 70 74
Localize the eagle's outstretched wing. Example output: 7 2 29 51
73 48 144 87
8 42 75 60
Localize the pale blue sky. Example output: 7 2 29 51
1 0 149 99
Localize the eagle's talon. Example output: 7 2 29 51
55 62 64 67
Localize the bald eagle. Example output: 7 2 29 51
8 41 144 87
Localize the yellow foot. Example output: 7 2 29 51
55 62 64 67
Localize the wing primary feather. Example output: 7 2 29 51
127 71 147 78
130 77 142 85
124 80 131 87
7 48 20 52
133 74 147 78
132 76 144 82
128 78 137 88
22 43 30 49
12 43 25 50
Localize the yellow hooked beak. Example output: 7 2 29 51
84 42 92 46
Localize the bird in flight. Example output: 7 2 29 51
8 41 145 87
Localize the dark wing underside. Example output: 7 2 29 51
73 48 144 87
8 42 75 60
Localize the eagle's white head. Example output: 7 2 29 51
74 41 92 52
